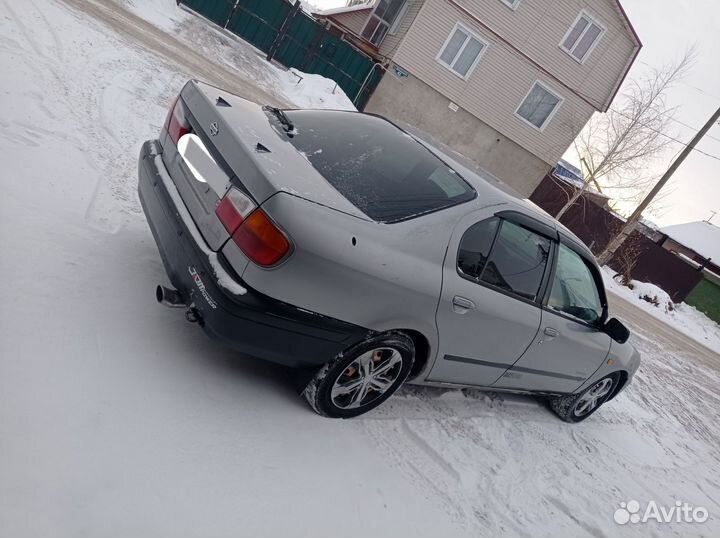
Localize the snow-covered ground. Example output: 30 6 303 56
603 267 720 355
1 1 719 537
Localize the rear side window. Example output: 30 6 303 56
458 217 499 279
283 110 476 222
458 218 551 301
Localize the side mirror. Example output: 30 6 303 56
604 317 630 344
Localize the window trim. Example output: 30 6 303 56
389 0 410 35
514 80 564 132
559 10 606 64
360 16 389 46
360 0 408 47
435 22 489 81
499 0 521 10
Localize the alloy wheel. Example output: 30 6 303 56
330 348 403 410
573 377 614 417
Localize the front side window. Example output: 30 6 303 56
437 24 488 79
516 82 562 130
561 11 605 62
458 218 551 301
362 0 406 46
548 244 603 323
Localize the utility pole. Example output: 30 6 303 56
597 105 720 266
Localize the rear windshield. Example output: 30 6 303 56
283 110 476 222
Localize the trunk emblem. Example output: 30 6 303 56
209 122 219 136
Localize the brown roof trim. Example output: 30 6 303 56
613 0 642 48
320 18 381 58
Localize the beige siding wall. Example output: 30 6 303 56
365 71 552 196
443 0 636 107
391 0 637 165
379 0 426 57
330 9 371 35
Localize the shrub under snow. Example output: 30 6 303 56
627 280 675 313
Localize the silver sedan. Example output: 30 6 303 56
138 80 640 421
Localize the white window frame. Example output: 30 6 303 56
559 10 606 64
435 23 489 81
389 0 410 35
360 0 407 47
514 80 564 132
499 0 521 10
360 14 389 47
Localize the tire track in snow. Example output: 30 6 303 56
29 0 65 63
11 0 188 233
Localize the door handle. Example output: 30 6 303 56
452 296 476 313
543 327 560 338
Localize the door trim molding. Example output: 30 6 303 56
444 354 586 381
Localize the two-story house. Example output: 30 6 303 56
315 0 641 196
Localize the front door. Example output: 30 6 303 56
493 242 611 393
429 213 553 386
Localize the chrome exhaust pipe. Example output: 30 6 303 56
156 285 187 308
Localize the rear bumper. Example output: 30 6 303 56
137 140 372 368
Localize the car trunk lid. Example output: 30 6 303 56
159 81 369 252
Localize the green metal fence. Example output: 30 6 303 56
179 0 384 109
686 276 720 324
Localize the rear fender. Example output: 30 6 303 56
239 192 450 363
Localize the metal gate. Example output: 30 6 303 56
179 0 384 109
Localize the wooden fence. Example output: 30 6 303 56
531 175 703 302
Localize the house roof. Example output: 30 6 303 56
611 1 642 48
662 221 720 262
315 3 374 17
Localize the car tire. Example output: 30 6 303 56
549 373 620 423
302 332 415 418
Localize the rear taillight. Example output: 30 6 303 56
216 188 291 267
216 188 256 234
164 95 191 145
232 210 291 267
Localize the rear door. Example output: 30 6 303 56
493 242 611 393
429 211 553 386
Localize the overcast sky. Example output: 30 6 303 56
311 0 720 227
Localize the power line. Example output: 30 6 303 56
598 106 720 265
666 116 720 144
637 60 720 102
609 107 720 162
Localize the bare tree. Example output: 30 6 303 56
597 103 720 266
611 232 643 286
554 49 695 221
